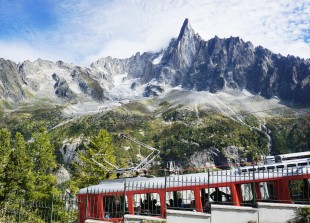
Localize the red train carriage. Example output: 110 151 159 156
78 161 310 223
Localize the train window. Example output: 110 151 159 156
166 190 195 211
275 152 310 163
275 156 282 163
298 162 308 166
289 179 310 204
259 182 275 201
267 166 275 170
258 167 266 171
103 194 127 219
210 187 231 204
133 193 161 216
287 164 296 168
240 184 254 205
276 165 284 169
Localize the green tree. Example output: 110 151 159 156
0 128 11 197
31 128 57 173
294 207 310 223
30 128 57 199
72 129 117 189
3 132 34 202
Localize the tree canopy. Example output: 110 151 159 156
71 129 118 190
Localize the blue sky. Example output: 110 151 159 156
0 1 56 38
0 0 309 64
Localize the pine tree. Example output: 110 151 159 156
30 128 57 199
0 128 11 197
3 132 34 202
73 129 117 188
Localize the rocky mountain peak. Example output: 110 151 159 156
176 18 197 42
158 18 202 80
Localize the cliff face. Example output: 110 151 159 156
0 59 25 102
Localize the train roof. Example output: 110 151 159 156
78 162 310 195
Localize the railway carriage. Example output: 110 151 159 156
274 151 310 164
78 160 310 223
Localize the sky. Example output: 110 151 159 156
0 0 309 65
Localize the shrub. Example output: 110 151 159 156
293 207 310 223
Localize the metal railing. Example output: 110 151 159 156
0 193 78 223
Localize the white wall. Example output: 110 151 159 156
257 202 308 223
124 214 166 223
166 209 211 223
86 203 310 223
211 204 258 223
166 203 309 223
85 220 111 223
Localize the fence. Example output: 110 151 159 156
0 193 78 223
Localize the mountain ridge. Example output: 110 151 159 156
0 18 309 111
87 18 310 105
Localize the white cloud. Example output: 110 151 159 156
0 41 48 63
2 0 310 64
0 40 74 64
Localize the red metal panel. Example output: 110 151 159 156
159 191 166 218
126 192 134 215
97 194 104 220
230 183 241 206
274 179 293 204
78 194 87 223
194 188 203 212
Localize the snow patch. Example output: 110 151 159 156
241 88 254 97
152 53 163 64
108 75 146 100
113 73 128 86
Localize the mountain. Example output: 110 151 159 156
93 18 310 105
0 18 309 110
0 19 309 169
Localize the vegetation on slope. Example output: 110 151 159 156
0 99 309 192
266 116 310 155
